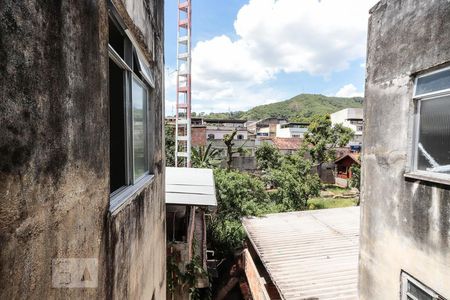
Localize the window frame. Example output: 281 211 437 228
401 272 444 300
108 9 155 211
407 66 450 184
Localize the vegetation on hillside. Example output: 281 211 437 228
191 94 363 121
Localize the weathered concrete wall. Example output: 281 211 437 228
107 1 166 299
0 0 165 299
360 1 450 299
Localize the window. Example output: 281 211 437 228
401 272 444 300
237 134 244 140
207 134 215 140
412 66 450 177
356 125 363 131
109 14 155 197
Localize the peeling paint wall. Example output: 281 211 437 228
0 0 165 299
360 0 450 299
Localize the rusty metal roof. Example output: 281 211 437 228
243 207 360 300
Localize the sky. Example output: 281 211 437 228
164 0 379 115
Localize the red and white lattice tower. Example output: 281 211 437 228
175 0 192 167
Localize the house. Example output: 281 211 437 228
360 0 450 299
166 167 217 299
247 118 288 138
242 207 360 299
0 1 165 299
269 137 302 155
204 119 249 140
334 153 360 187
330 108 363 147
275 122 309 138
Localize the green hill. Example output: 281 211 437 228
240 94 363 121
198 94 363 121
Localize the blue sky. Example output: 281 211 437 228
164 0 378 115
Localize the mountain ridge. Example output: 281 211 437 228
199 93 363 121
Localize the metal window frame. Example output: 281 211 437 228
108 8 155 206
410 65 450 181
401 272 443 300
413 65 450 98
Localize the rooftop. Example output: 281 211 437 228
271 137 302 150
165 167 217 207
243 206 360 300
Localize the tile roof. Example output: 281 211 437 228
271 137 302 150
243 207 360 300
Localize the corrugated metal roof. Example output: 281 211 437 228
243 207 360 300
165 167 217 207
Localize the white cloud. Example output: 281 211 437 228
335 84 364 98
168 0 377 113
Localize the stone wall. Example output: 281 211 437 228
0 0 165 299
360 0 450 299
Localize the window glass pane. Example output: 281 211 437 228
132 78 147 179
416 69 450 96
417 95 450 174
108 18 124 59
408 281 433 300
109 59 126 193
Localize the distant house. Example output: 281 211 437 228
166 167 217 299
275 122 309 138
204 119 249 140
269 137 302 155
334 154 360 187
360 1 450 299
247 118 288 138
330 108 364 147
242 207 360 300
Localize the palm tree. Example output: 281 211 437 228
191 143 221 168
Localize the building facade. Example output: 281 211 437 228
360 0 450 299
330 108 364 146
275 122 309 138
204 119 249 140
0 1 166 299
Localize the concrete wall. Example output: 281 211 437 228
360 1 450 299
0 0 165 299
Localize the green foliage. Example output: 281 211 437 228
184 256 209 300
213 169 270 220
255 142 282 171
349 163 361 191
209 169 273 256
303 114 354 167
191 143 221 168
192 94 362 121
166 253 210 300
241 94 363 121
308 197 357 210
165 124 175 167
265 154 321 210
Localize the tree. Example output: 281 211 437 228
255 142 282 171
165 124 175 167
265 153 321 210
208 169 274 256
191 143 221 168
223 130 246 170
303 114 354 177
